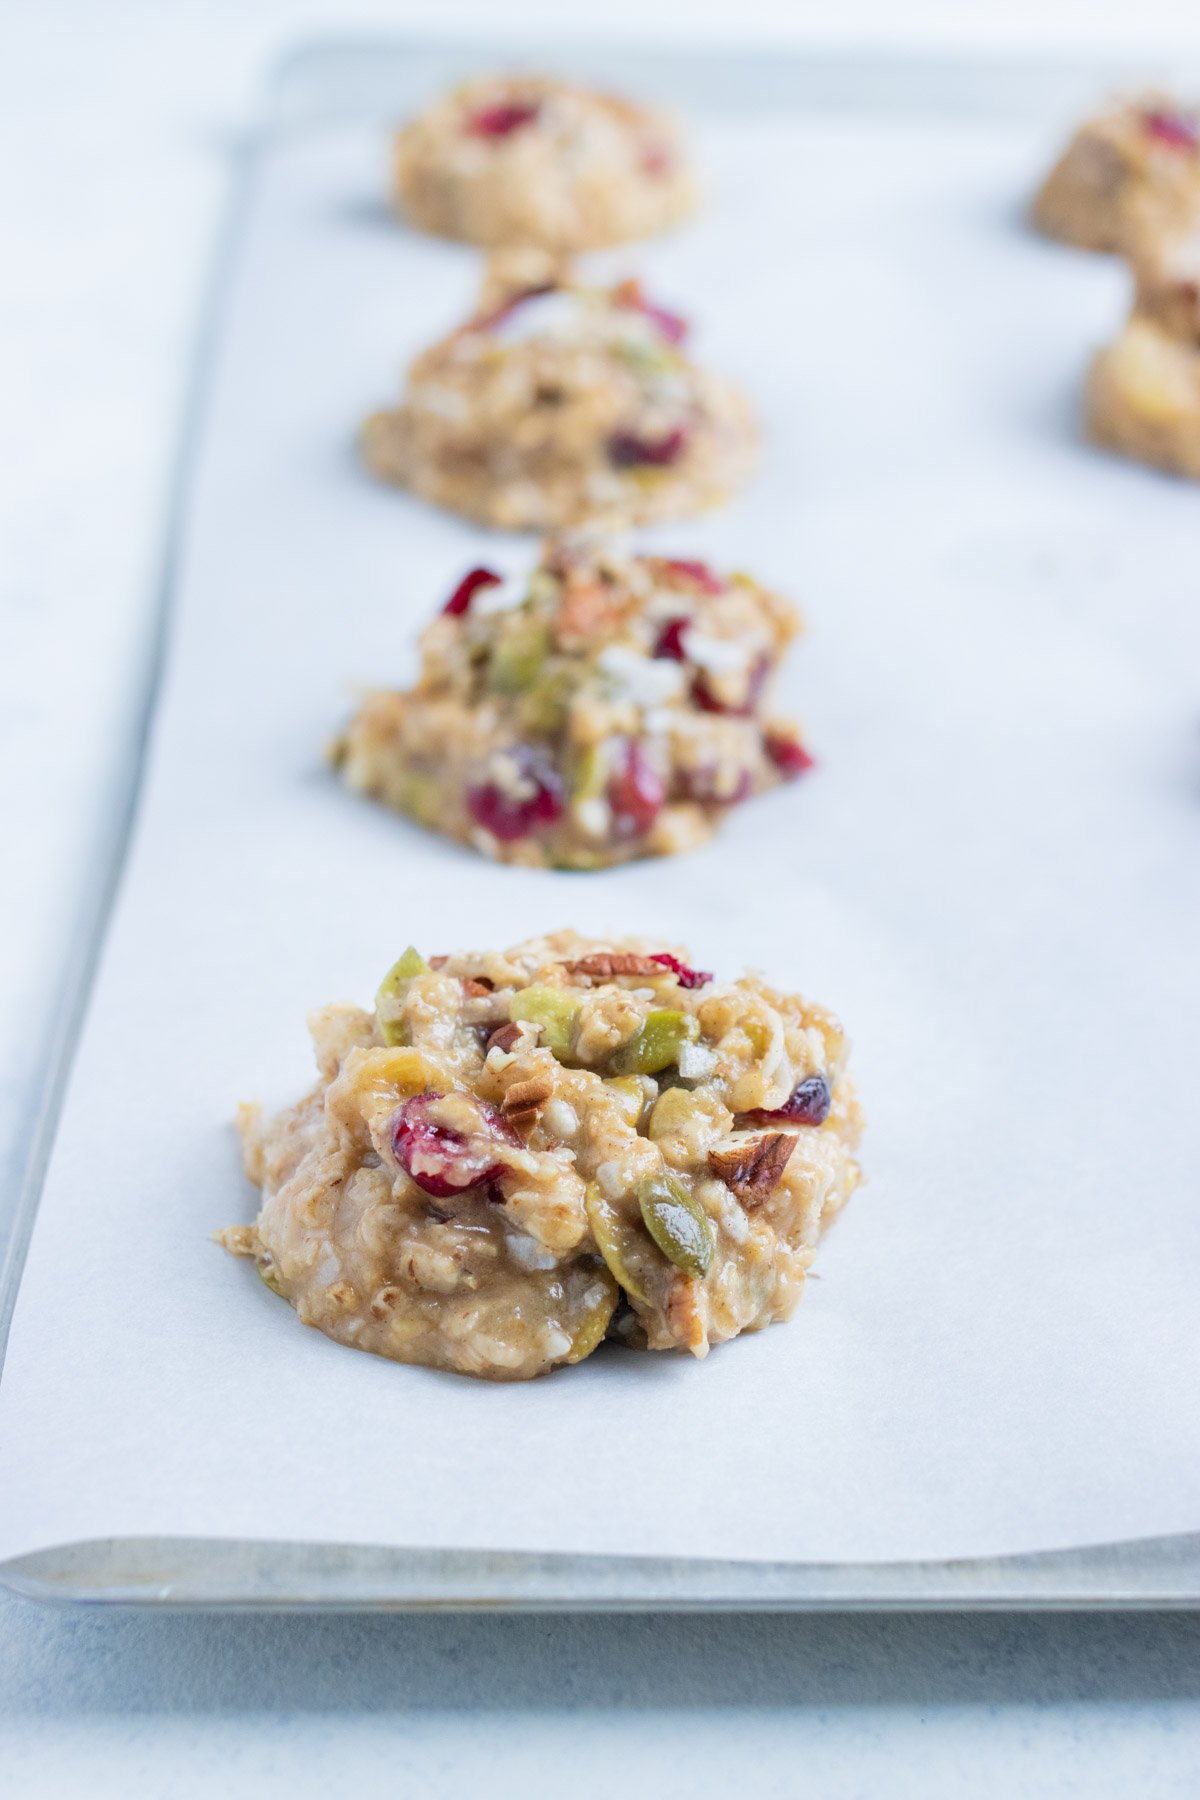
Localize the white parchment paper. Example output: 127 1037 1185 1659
1 101 1199 1569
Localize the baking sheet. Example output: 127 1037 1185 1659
2 51 1200 1581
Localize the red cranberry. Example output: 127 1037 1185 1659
640 301 688 345
1143 108 1199 150
392 1091 519 1198
442 566 502 617
467 746 565 842
676 764 754 808
662 558 723 594
641 142 674 177
653 615 690 661
613 279 689 345
472 281 557 335
743 1075 832 1128
649 952 712 989
692 654 770 717
608 425 688 468
467 101 540 138
608 740 666 840
765 734 816 779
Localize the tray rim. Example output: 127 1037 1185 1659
2 29 1198 1614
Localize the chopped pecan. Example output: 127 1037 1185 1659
503 1073 555 1113
554 575 622 647
667 1273 707 1354
561 952 666 982
708 1132 797 1208
485 1021 523 1056
462 977 495 997
504 1108 542 1139
501 1071 556 1140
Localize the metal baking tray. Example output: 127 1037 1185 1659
3 34 1199 1610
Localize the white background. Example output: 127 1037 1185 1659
2 1 1200 1794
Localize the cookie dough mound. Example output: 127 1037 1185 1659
361 258 758 530
1128 216 1200 342
393 74 696 250
333 540 811 869
1087 316 1200 478
1032 94 1200 252
224 932 863 1381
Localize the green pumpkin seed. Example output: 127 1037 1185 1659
566 1266 619 1364
584 1182 651 1304
604 1075 652 1129
376 945 430 1045
647 1085 701 1141
516 668 573 735
490 620 549 693
508 985 579 1061
609 1009 699 1077
637 1171 715 1278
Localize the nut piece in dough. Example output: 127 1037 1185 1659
362 257 758 530
1032 93 1200 253
222 932 864 1382
392 73 697 251
332 539 813 869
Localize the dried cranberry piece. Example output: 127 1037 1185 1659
662 558 723 594
649 952 712 989
608 741 666 840
471 281 558 335
466 746 565 842
442 566 502 617
742 1075 832 1128
676 764 754 808
639 302 688 345
692 654 770 717
641 141 674 177
653 615 690 661
392 1091 519 1198
1143 108 1199 150
612 278 689 345
608 425 689 468
467 100 540 138
765 734 816 779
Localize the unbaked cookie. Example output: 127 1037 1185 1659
332 539 812 869
1032 94 1200 253
1085 209 1200 478
222 931 864 1381
1086 315 1200 479
1127 215 1200 342
392 74 696 250
362 258 758 530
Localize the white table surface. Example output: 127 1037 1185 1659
2 1 1199 1793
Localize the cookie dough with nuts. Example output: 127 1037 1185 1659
362 257 758 530
392 74 696 251
333 540 813 869
223 932 864 1382
1032 93 1200 253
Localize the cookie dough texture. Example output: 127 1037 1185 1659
1087 317 1200 479
333 540 812 869
1032 94 1200 253
224 932 864 1382
362 257 758 530
1086 220 1200 478
393 74 696 251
